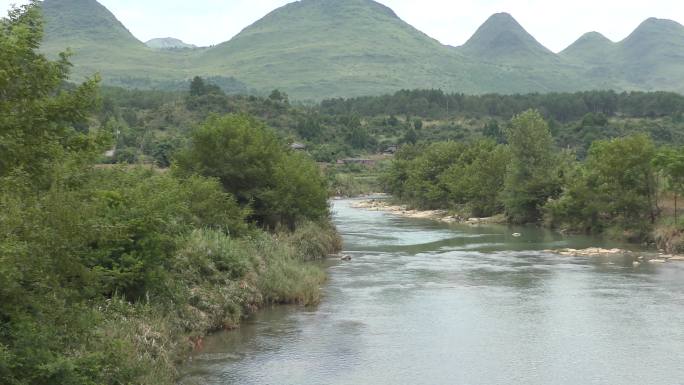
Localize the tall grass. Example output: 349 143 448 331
91 221 341 383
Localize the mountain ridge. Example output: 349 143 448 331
460 12 559 65
35 0 684 99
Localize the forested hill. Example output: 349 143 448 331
39 0 684 99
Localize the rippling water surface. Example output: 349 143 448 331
180 199 684 385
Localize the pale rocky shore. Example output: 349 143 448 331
552 248 684 263
351 199 505 225
351 199 684 263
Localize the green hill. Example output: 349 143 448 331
35 0 684 99
194 0 479 99
619 18 684 91
451 12 592 94
40 0 194 88
561 32 616 64
460 13 558 65
561 18 684 92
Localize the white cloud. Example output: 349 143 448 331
1 0 682 51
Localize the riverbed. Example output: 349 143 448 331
179 198 684 385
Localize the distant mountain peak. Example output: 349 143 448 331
461 12 556 63
298 0 398 18
578 31 612 42
562 31 614 51
485 12 518 24
41 0 143 47
560 31 616 63
625 17 684 40
146 37 197 50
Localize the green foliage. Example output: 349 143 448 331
653 147 684 222
321 89 684 123
384 140 509 216
546 135 657 236
0 2 103 183
175 114 329 228
502 110 560 223
439 140 510 216
261 152 330 228
400 142 465 209
0 6 341 384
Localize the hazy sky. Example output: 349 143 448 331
2 0 683 52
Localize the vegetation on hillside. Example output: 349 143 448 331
96 83 684 171
37 0 684 99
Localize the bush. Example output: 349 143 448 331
283 221 344 261
545 135 657 236
175 114 330 228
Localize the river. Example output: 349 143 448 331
180 198 684 385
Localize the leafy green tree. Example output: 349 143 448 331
260 153 329 228
381 143 423 198
502 110 560 223
175 114 282 200
175 114 328 227
653 147 684 223
189 76 207 96
482 119 505 143
403 128 418 144
440 140 509 216
402 141 465 208
269 89 289 104
0 2 102 184
186 76 228 112
546 135 657 236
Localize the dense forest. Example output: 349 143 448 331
98 83 684 166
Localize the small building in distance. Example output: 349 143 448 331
383 145 398 155
290 142 307 151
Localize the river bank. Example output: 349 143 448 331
351 198 684 263
350 198 506 224
180 198 684 385
97 222 342 385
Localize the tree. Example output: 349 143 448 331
269 89 289 104
0 2 102 184
402 141 465 208
189 76 207 96
482 119 505 144
402 128 418 144
502 110 560 223
175 114 328 227
440 140 510 216
654 147 684 223
546 135 657 236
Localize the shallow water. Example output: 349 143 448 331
180 199 684 385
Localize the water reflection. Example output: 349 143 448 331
180 199 684 385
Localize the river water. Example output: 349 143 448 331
180 199 684 385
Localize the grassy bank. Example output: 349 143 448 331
94 223 341 385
